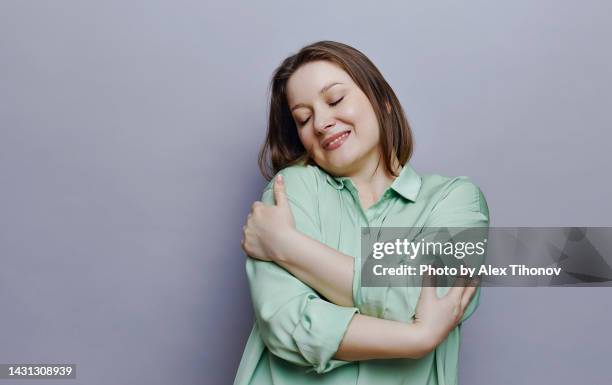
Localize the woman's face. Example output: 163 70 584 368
286 60 382 177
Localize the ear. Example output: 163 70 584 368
385 101 392 114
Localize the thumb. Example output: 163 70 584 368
273 175 289 207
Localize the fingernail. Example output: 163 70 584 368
277 175 284 184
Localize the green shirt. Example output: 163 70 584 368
233 163 490 385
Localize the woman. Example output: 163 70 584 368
234 41 489 385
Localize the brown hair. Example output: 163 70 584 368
258 40 414 180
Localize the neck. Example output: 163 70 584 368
345 153 402 205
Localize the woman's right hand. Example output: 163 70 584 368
412 273 479 351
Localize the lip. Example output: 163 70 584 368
321 130 351 150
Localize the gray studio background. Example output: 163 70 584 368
1 1 610 384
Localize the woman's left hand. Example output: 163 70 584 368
241 175 296 262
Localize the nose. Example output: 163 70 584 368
313 115 335 136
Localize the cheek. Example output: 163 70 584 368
298 130 316 152
338 103 360 121
347 103 380 143
341 95 375 126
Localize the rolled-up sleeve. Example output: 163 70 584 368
246 167 360 374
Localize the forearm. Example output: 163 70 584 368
334 313 432 360
273 229 354 307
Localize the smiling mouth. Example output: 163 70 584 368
322 130 351 150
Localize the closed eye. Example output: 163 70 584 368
296 97 344 126
330 96 344 106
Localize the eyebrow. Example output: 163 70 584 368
290 82 344 111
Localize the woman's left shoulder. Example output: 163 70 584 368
419 173 489 215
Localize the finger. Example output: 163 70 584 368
469 276 482 288
460 285 478 310
447 276 468 300
273 175 288 207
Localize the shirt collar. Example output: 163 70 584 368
389 163 422 201
324 163 422 202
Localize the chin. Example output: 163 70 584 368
314 146 363 174
320 157 359 176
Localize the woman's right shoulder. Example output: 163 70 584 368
264 164 323 198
